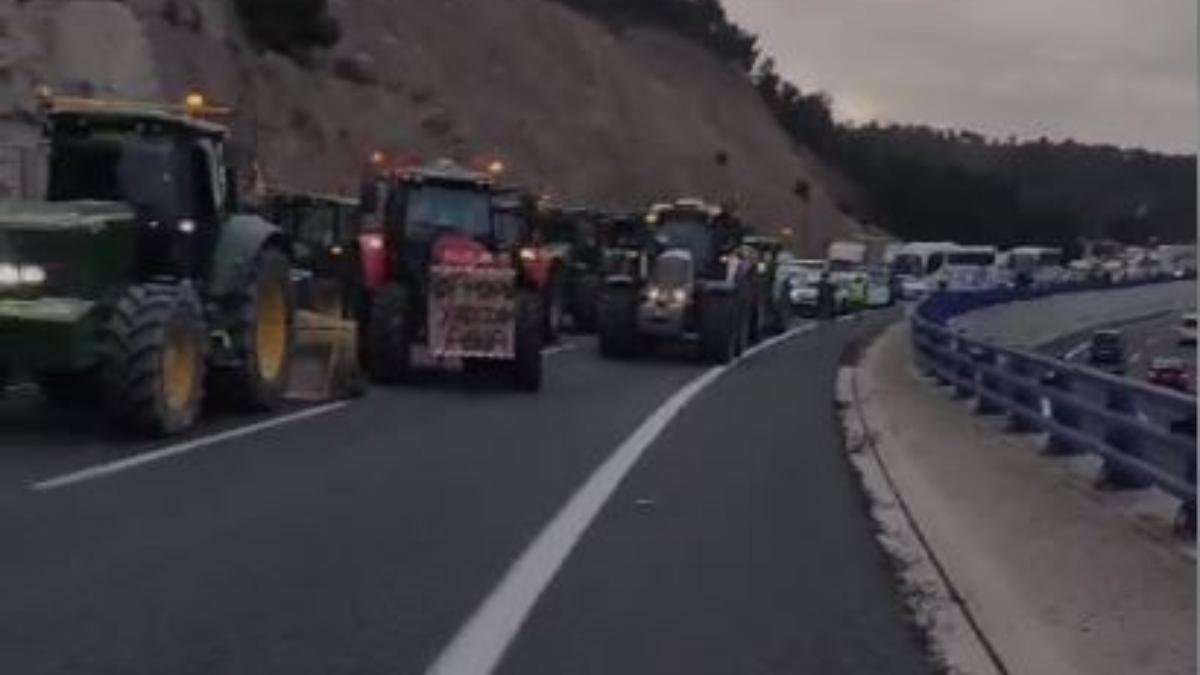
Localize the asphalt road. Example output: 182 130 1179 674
1040 307 1197 387
0 309 931 675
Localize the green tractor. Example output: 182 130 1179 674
0 95 295 435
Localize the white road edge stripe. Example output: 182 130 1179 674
31 402 349 492
422 321 815 675
541 343 577 356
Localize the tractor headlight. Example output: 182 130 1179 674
0 264 18 286
0 263 48 287
18 265 46 285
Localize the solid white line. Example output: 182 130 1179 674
31 402 349 492
541 343 577 357
422 321 815 675
1064 340 1090 361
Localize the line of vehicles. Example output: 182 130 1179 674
0 92 814 437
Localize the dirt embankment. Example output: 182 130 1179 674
0 0 862 254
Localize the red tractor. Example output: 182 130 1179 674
355 159 543 390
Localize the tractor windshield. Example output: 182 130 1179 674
405 184 492 240
656 216 714 267
47 133 196 222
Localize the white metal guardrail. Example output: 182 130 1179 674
910 284 1197 534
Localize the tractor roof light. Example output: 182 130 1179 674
185 92 206 112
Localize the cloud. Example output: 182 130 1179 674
724 0 1196 151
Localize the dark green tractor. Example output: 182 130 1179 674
596 199 756 364
0 96 295 435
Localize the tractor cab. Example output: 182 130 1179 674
41 96 235 282
646 199 744 281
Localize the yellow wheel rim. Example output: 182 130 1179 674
162 324 198 414
255 280 288 382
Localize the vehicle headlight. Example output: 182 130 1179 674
519 248 538 262
18 265 46 285
672 289 687 304
0 263 48 287
646 287 661 302
0 263 18 286
756 262 767 273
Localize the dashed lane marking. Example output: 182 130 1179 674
30 402 349 492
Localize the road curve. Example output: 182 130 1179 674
0 309 929 675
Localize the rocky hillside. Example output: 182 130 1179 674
0 0 863 253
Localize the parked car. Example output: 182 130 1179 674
1146 357 1192 393
1087 329 1126 374
1176 312 1197 345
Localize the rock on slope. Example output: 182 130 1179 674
0 0 862 253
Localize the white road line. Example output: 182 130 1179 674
30 402 349 492
541 343 577 357
422 321 815 675
1063 340 1090 361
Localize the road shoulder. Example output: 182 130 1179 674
848 321 1196 675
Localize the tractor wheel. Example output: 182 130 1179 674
211 247 295 411
510 291 544 392
543 267 566 344
597 285 639 359
366 283 412 384
700 292 737 365
101 283 207 436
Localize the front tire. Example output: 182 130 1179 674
597 285 640 358
700 292 736 364
511 291 544 391
102 283 207 436
366 283 413 384
211 247 295 411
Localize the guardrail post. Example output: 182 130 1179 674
1005 355 1040 431
972 347 1002 414
1097 387 1152 489
951 333 975 399
1042 369 1083 456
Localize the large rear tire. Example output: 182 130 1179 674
597 285 639 359
366 283 413 384
211 247 295 411
102 283 207 436
700 292 736 365
570 273 600 333
511 291 544 392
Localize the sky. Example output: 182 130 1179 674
722 0 1197 153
